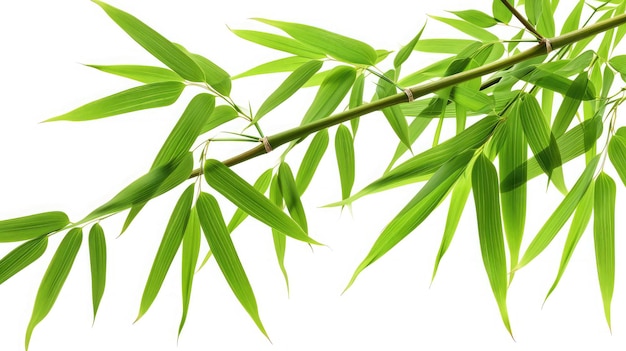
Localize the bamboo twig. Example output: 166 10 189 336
500 0 544 40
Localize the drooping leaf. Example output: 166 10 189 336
203 159 319 245
200 105 238 135
430 16 499 42
86 64 183 83
228 169 274 233
450 10 498 28
45 82 185 122
232 56 312 79
552 73 588 138
269 175 289 292
0 237 47 286
196 193 269 338
0 212 68 243
545 183 594 302
537 0 555 38
472 153 512 336
525 0 542 25
493 0 513 23
88 223 107 321
295 130 329 194
179 207 200 336
561 0 584 34
301 66 356 125
376 70 411 149
394 22 427 70
516 156 600 270
92 0 204 82
278 163 308 232
335 125 356 202
230 29 326 59
136 184 194 321
431 172 471 282
594 172 616 330
254 18 378 65
255 60 323 121
349 74 365 134
25 228 83 350
608 135 626 186
345 150 474 291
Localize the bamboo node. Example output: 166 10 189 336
259 136 273 153
404 88 414 102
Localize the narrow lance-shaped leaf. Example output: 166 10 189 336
230 29 326 59
200 105 238 135
394 22 426 70
414 39 479 54
429 16 499 42
450 10 498 28
594 172 616 330
188 52 232 96
516 156 600 270
525 0 542 25
492 0 513 23
335 125 355 201
0 237 48 286
88 223 107 321
349 74 365 135
92 0 204 82
86 64 183 83
254 18 378 65
232 56 312 79
561 0 584 34
196 193 269 339
136 184 194 321
0 212 69 243
472 153 512 336
301 66 356 125
204 159 319 245
270 174 289 293
431 172 471 283
228 169 274 233
552 73 588 138
295 130 329 194
545 183 594 303
345 150 474 291
179 207 200 336
255 60 323 121
499 107 527 274
608 135 626 187
25 228 83 350
278 163 308 232
45 82 185 122
376 70 411 150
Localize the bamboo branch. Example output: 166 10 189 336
188 12 626 179
500 0 544 40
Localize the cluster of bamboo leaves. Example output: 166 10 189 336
2 0 626 348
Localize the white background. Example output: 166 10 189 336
1 0 626 350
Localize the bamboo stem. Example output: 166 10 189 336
500 0 543 39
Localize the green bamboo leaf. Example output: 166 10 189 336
233 56 312 79
552 73 588 138
188 53 231 96
431 172 471 282
179 207 200 336
301 66 356 125
136 184 194 321
25 228 82 350
345 150 474 291
302 70 331 88
92 0 204 82
336 116 500 205
493 0 513 23
196 193 269 339
295 130 329 194
514 68 596 100
0 237 47 286
200 105 238 135
472 154 512 336
594 172 616 330
571 11 613 58
516 156 600 270
335 125 356 201
430 16 499 42
561 0 584 34
525 0 542 25
86 64 183 83
349 74 365 135
278 163 308 232
502 116 602 191
519 94 564 189
269 175 289 293
609 55 626 81
414 39 479 54
85 152 193 222
228 169 274 233
230 29 326 59
386 117 432 172
608 135 626 186
397 57 455 87
0 212 68 243
45 82 185 122
450 85 494 112
545 183 594 302
254 18 377 65
394 23 427 69
376 70 411 149
450 10 498 28
537 0 555 38
204 159 319 245
499 110 526 273
88 223 106 321
255 60 323 121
